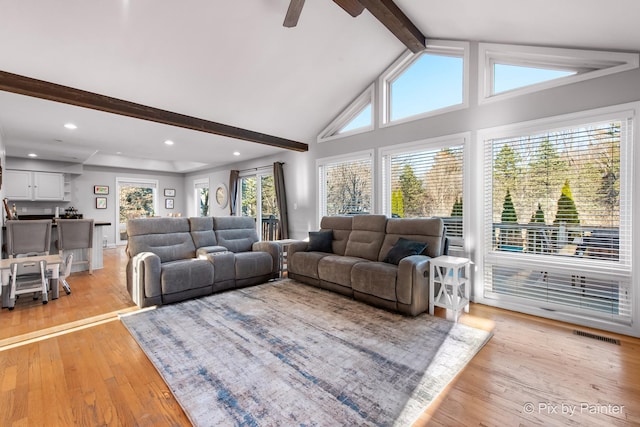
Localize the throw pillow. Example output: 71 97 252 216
383 238 428 265
307 230 333 253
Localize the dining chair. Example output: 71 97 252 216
56 219 94 275
8 257 48 309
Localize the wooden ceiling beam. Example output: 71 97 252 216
356 0 426 53
333 0 365 17
0 70 309 152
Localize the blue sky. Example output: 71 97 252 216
339 54 574 133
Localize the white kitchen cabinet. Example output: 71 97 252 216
5 170 66 201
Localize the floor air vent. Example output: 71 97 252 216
573 330 621 345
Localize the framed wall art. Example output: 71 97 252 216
96 197 107 209
94 185 109 195
164 188 176 197
165 198 174 209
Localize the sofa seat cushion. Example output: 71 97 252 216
161 259 214 295
234 252 273 280
288 251 330 279
318 255 367 287
351 262 398 302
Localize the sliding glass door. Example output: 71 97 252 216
239 171 279 240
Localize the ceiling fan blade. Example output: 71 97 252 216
283 0 305 27
333 0 364 17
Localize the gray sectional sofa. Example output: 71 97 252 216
126 216 280 308
288 215 447 316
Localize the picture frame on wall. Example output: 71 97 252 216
96 197 107 209
165 198 174 209
94 185 109 195
164 188 176 197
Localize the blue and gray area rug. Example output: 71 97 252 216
121 280 491 426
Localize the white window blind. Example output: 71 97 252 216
383 143 464 245
318 153 373 217
483 112 633 325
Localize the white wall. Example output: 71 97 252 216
75 166 184 245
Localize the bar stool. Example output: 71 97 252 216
3 220 52 307
56 219 94 293
6 219 52 258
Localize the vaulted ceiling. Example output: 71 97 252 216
0 0 638 173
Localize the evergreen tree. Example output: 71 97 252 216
501 189 518 223
527 203 547 253
391 189 404 218
398 164 424 217
499 189 522 248
450 197 463 216
553 179 580 225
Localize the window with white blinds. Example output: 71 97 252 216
318 151 373 217
483 109 633 324
381 139 464 246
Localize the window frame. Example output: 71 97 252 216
379 40 470 128
380 133 469 251
317 84 375 143
316 150 374 223
479 43 639 104
476 102 637 335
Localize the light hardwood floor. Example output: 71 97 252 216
1 247 638 426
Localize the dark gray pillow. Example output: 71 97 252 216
383 238 428 265
307 230 333 253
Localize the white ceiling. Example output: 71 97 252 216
0 0 638 173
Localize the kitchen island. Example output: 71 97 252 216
2 218 111 272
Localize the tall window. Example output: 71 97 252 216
194 178 209 217
239 170 279 240
382 137 465 247
482 107 633 326
318 151 373 218
116 178 158 245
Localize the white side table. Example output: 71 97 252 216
272 239 299 277
429 255 471 322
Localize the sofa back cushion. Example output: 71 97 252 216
344 215 387 261
188 217 218 248
213 216 259 253
379 217 445 261
126 217 196 262
319 216 353 256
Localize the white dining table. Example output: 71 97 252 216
0 254 62 308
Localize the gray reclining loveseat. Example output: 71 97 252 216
287 215 446 316
126 216 279 308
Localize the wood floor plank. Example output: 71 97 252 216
0 247 638 426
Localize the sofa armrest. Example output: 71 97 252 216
396 255 432 315
252 241 281 275
286 241 309 259
131 252 162 307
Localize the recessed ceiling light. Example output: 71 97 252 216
116 151 122 155
28 153 38 158
64 123 77 130
233 151 240 156
164 140 174 146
